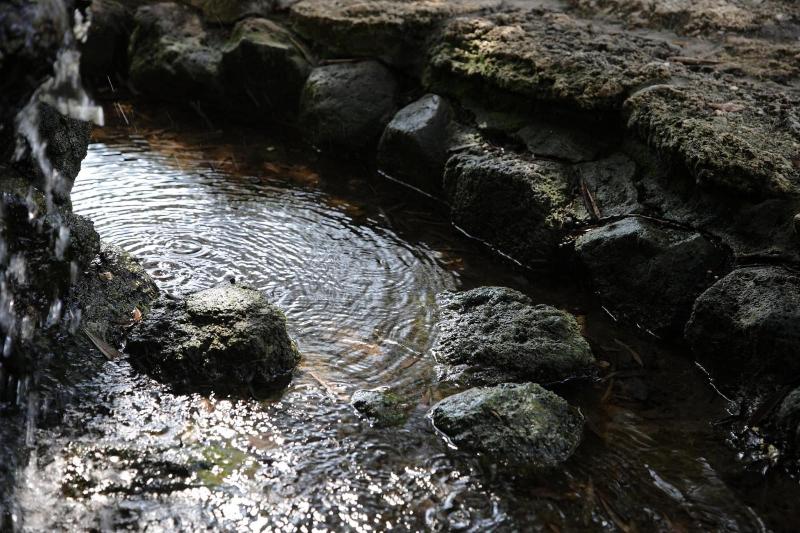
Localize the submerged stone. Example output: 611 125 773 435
351 387 408 427
429 382 584 468
685 266 800 377
299 60 399 152
575 217 728 335
377 93 452 192
126 285 300 394
433 287 595 387
443 152 574 264
220 17 312 116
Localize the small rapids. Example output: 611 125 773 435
7 121 799 531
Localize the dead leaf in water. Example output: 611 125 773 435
199 398 215 413
132 307 143 322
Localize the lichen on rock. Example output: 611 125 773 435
432 287 595 387
126 285 300 394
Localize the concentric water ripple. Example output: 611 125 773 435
72 137 453 392
14 125 793 532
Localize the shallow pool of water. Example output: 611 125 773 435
9 116 799 531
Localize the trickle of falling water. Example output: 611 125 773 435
3 0 103 345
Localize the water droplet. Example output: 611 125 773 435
55 226 70 260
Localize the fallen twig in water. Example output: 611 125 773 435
614 338 644 367
82 327 123 361
307 370 346 401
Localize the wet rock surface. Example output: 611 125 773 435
444 152 574 264
220 17 312 116
429 382 584 468
377 93 452 192
71 243 160 346
299 60 399 151
21 103 92 202
575 217 729 334
685 266 800 377
351 387 408 427
433 287 595 387
126 285 300 394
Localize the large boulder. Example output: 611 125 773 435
575 217 729 335
443 152 575 265
377 93 452 193
126 285 300 394
128 2 222 102
220 17 312 116
432 287 595 387
685 266 800 377
299 61 399 152
429 382 584 468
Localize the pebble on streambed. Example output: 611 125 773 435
126 285 300 395
351 387 409 427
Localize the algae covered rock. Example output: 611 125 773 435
576 217 728 334
428 10 674 111
433 287 595 387
429 382 584 468
624 81 800 198
443 152 575 264
377 93 452 192
220 17 312 115
290 0 502 72
126 285 300 394
685 266 800 377
299 60 399 151
129 2 222 101
351 387 408 427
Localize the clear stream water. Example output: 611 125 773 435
9 114 800 531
